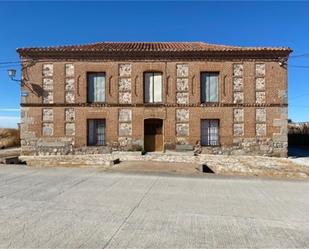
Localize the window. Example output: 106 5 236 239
144 72 163 103
201 72 219 103
87 73 105 103
87 119 105 146
201 119 219 146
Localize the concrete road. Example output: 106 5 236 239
0 165 308 248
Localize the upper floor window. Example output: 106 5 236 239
87 72 105 103
201 72 219 103
144 72 163 103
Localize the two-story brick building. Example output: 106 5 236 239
17 42 291 160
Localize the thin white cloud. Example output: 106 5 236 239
0 116 20 128
0 108 20 112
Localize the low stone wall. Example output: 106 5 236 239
201 138 287 157
20 154 115 167
20 136 288 167
113 151 200 163
20 151 200 167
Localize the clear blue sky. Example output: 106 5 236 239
0 1 308 128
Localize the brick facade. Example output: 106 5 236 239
18 42 291 157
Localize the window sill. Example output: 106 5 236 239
87 102 106 104
200 102 220 105
143 103 164 105
87 145 107 147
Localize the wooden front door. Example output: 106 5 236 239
144 119 163 152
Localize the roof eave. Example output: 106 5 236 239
16 49 292 60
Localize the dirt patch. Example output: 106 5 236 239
199 155 309 179
108 155 309 180
108 161 202 176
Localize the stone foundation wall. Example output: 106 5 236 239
20 105 287 157
201 137 286 157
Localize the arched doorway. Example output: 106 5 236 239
144 119 163 152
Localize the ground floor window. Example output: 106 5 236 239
87 119 105 146
201 119 219 146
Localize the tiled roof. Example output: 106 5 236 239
17 41 291 53
17 42 292 60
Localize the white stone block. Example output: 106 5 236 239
119 64 131 77
65 108 75 122
119 78 131 91
176 64 189 77
42 108 53 122
119 109 132 122
42 123 53 136
176 109 189 122
233 123 244 136
43 78 53 91
256 64 266 77
233 108 244 122
119 92 131 104
65 64 74 77
233 64 243 77
256 92 266 104
233 77 243 91
65 78 75 91
42 64 53 77
233 92 244 104
176 78 189 91
176 92 189 104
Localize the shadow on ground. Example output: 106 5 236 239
288 146 309 158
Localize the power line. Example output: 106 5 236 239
289 93 309 100
290 53 309 58
0 60 29 65
0 64 21 69
288 64 309 68
289 105 309 108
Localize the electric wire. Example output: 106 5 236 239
290 53 309 58
288 64 309 68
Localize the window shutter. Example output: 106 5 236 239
153 73 162 102
88 120 95 145
209 75 218 102
201 120 209 145
201 74 207 102
95 73 105 102
88 74 95 102
144 73 153 103
96 120 105 145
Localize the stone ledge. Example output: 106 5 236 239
19 155 117 167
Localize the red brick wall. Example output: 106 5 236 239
20 59 288 156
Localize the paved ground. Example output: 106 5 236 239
0 165 309 249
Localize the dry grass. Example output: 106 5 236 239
0 128 20 149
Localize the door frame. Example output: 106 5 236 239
143 118 164 152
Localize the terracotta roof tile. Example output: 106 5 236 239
17 41 291 53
